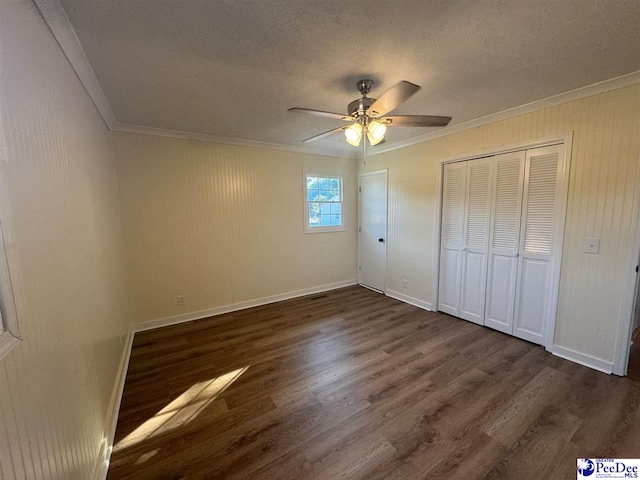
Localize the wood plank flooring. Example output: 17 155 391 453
107 286 640 479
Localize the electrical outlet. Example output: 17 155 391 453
402 279 408 290
177 295 186 306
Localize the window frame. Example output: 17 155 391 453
0 219 20 361
303 173 346 234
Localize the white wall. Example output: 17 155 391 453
0 1 131 479
114 133 358 325
361 84 640 367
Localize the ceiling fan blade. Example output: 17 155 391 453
303 125 349 143
288 108 352 122
367 81 421 117
382 115 452 127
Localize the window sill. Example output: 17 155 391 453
304 226 347 234
0 331 21 362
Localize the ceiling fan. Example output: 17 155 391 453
288 79 452 147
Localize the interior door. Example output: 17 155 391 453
359 170 387 292
438 162 467 316
484 151 526 334
459 158 493 324
514 145 561 345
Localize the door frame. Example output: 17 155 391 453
358 169 388 294
433 133 573 351
614 150 640 375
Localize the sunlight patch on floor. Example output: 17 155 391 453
115 366 249 450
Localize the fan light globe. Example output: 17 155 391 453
368 121 386 140
345 123 363 147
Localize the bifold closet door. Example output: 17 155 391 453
513 145 562 345
458 158 493 324
438 162 466 316
484 151 525 334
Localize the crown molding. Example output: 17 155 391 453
367 70 640 157
32 0 116 127
33 0 356 159
34 0 640 160
110 122 356 159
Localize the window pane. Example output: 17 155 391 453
306 176 342 231
308 203 320 225
317 189 334 200
319 202 331 216
320 214 332 226
307 189 320 202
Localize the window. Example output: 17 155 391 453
304 175 345 233
0 219 20 361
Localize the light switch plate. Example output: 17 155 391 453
584 237 600 254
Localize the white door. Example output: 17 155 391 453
513 145 562 345
438 162 467 316
359 170 387 292
484 151 526 334
459 159 493 324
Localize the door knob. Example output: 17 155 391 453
378 238 385 243
461 246 467 251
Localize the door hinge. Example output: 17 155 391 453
358 226 361 232
358 265 361 271
358 186 361 193
636 265 638 273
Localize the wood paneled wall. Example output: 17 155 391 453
114 133 358 325
361 84 640 365
0 1 131 478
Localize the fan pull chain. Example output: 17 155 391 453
363 135 367 166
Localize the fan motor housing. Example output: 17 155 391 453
348 97 375 117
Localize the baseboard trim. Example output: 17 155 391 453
133 280 358 333
548 344 614 375
385 290 433 311
94 331 135 480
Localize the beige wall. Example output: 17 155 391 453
0 1 131 479
361 84 640 365
114 133 358 325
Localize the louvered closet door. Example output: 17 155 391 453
513 145 562 345
459 158 493 324
484 151 525 334
438 162 467 316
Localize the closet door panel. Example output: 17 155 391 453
514 146 561 345
486 255 518 331
459 159 493 324
516 258 550 342
484 152 525 334
438 162 467 316
439 249 462 313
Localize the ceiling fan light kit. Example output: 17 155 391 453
288 79 452 149
345 123 363 146
367 120 386 145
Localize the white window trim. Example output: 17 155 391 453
0 220 21 362
303 173 346 234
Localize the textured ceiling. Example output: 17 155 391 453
59 0 640 156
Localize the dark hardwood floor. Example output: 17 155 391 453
107 286 640 479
